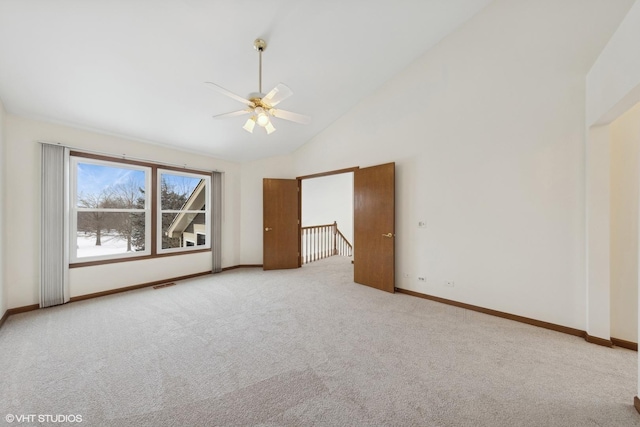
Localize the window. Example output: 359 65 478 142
70 157 151 262
69 152 215 266
158 170 211 253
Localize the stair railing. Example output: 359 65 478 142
301 221 352 264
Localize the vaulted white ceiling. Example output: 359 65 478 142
0 0 493 162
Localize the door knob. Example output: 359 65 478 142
382 233 394 238
265 227 273 232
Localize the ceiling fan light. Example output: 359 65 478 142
255 107 270 127
265 121 276 134
243 117 256 133
257 114 270 127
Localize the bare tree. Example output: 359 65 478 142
110 179 145 252
77 189 116 246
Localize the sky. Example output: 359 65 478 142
76 162 201 200
76 162 144 197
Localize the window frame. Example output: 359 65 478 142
68 151 214 268
157 168 212 255
69 156 152 264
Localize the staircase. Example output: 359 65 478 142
301 221 352 264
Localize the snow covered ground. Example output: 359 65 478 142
76 233 129 258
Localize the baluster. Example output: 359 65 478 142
326 226 329 259
308 228 311 263
323 226 327 259
326 226 329 258
314 227 318 262
326 225 329 259
308 229 311 263
325 226 328 259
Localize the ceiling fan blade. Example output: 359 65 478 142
204 82 255 107
270 109 311 124
212 109 251 119
262 83 293 107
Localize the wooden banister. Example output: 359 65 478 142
301 221 352 264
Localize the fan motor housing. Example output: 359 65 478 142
248 92 265 100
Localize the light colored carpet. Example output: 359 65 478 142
1 256 639 426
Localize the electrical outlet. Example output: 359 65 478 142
418 277 426 282
444 281 455 287
418 221 427 228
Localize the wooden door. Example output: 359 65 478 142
263 178 300 270
354 163 395 292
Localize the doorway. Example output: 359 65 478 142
263 163 395 292
301 172 354 266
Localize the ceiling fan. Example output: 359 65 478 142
205 39 310 135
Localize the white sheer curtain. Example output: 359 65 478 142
41 143 70 307
211 171 222 273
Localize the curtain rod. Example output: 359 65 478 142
38 141 224 174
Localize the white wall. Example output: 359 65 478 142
582 0 640 397
587 0 640 127
302 173 353 243
0 99 5 316
4 115 241 308
610 103 640 342
286 0 632 330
